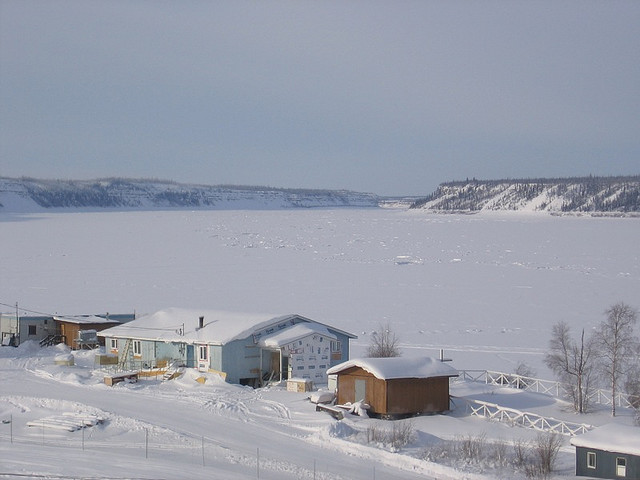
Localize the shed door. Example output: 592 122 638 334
616 457 626 477
355 379 366 402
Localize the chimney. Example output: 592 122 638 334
198 316 204 329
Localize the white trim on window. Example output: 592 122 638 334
616 457 627 477
587 452 596 469
133 340 141 356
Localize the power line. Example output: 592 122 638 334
0 300 184 333
0 300 130 323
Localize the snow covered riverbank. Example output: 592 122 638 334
1 208 638 478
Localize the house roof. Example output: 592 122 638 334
570 423 640 456
98 307 355 345
54 315 121 325
258 322 336 348
326 356 459 380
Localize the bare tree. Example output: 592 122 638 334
595 302 638 416
366 323 401 358
544 321 596 413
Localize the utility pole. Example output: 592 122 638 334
15 302 19 346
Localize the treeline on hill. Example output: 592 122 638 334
410 175 640 212
6 177 375 209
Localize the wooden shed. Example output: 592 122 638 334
570 424 640 479
53 315 126 349
327 357 458 418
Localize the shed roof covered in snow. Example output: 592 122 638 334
98 307 354 345
54 315 121 325
570 423 640 456
326 356 458 380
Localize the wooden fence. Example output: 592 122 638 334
455 369 640 410
453 397 593 436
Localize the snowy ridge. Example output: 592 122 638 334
410 176 640 214
0 177 380 212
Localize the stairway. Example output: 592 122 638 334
39 334 67 347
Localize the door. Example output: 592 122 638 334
355 379 366 402
197 344 209 372
616 457 626 477
186 345 195 368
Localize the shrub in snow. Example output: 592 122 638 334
488 439 509 468
366 323 401 358
366 424 386 445
457 432 487 462
523 433 562 479
388 419 415 450
364 419 415 451
422 433 562 478
512 438 530 468
513 361 537 389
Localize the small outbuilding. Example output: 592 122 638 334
570 423 640 479
53 315 132 349
327 356 458 418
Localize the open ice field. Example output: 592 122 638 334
1 208 638 479
2 208 637 375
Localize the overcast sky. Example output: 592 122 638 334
1 1 638 196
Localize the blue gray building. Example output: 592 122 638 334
98 307 357 387
571 424 640 479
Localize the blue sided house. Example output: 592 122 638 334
98 308 357 387
570 423 640 479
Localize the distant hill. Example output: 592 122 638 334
410 176 640 215
0 177 380 212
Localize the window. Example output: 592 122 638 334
331 340 341 352
198 345 208 361
28 325 37 336
587 452 596 469
110 339 118 351
616 457 627 477
133 340 141 356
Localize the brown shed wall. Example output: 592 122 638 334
335 367 451 416
57 321 119 349
386 377 450 414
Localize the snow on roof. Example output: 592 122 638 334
570 423 640 456
258 322 336 347
326 356 459 380
98 307 339 345
54 315 121 325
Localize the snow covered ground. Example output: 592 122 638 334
1 208 638 479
